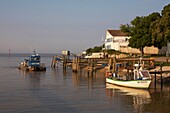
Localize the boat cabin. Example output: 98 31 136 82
134 70 151 80
133 64 151 80
28 54 41 67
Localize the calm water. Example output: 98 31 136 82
0 53 170 113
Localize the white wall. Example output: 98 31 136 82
111 42 120 51
85 52 104 58
113 36 130 42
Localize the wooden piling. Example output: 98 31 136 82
51 56 61 68
51 56 56 68
154 70 157 89
112 56 116 73
160 65 163 90
72 57 79 72
63 56 67 70
87 59 95 75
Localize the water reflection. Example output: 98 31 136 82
106 83 150 98
106 83 151 113
147 88 170 113
51 67 61 77
18 70 46 88
71 70 105 89
72 72 80 88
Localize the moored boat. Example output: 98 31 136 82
106 64 152 89
18 50 46 71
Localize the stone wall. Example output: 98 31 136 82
120 46 167 54
120 47 140 54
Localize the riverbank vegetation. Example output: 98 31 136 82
86 46 103 54
85 45 126 56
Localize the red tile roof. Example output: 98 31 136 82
108 30 127 36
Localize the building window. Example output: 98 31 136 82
125 38 129 42
106 45 111 49
106 38 112 42
120 46 126 48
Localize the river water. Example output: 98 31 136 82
0 53 170 113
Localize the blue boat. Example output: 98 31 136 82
18 50 46 71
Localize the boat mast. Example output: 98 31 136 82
33 49 36 55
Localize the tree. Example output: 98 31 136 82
151 4 170 48
86 46 102 54
120 12 161 56
86 48 93 55
93 46 103 52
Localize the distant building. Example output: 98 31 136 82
62 50 70 56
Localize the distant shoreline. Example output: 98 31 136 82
0 53 58 57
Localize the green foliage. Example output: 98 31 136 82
93 46 102 52
151 4 170 48
120 4 170 55
86 48 93 54
106 49 121 55
86 46 102 54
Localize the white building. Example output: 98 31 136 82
104 29 169 55
104 30 130 51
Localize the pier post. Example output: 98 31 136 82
72 57 79 72
112 56 116 73
63 56 67 70
160 64 163 90
108 58 112 72
154 70 157 89
51 56 56 68
87 59 94 75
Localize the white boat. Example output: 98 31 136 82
106 64 152 89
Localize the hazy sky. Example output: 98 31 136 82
0 0 169 53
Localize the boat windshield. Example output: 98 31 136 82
32 57 40 60
30 56 40 61
140 70 150 78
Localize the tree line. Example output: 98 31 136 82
120 4 170 56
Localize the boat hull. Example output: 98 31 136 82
106 78 151 89
18 64 46 71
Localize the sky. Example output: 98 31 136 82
0 0 170 53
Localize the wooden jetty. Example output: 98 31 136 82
51 55 155 73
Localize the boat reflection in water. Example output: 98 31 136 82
19 70 46 87
106 83 151 113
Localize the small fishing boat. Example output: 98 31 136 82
18 50 46 71
106 64 152 89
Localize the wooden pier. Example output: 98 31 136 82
51 56 155 72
